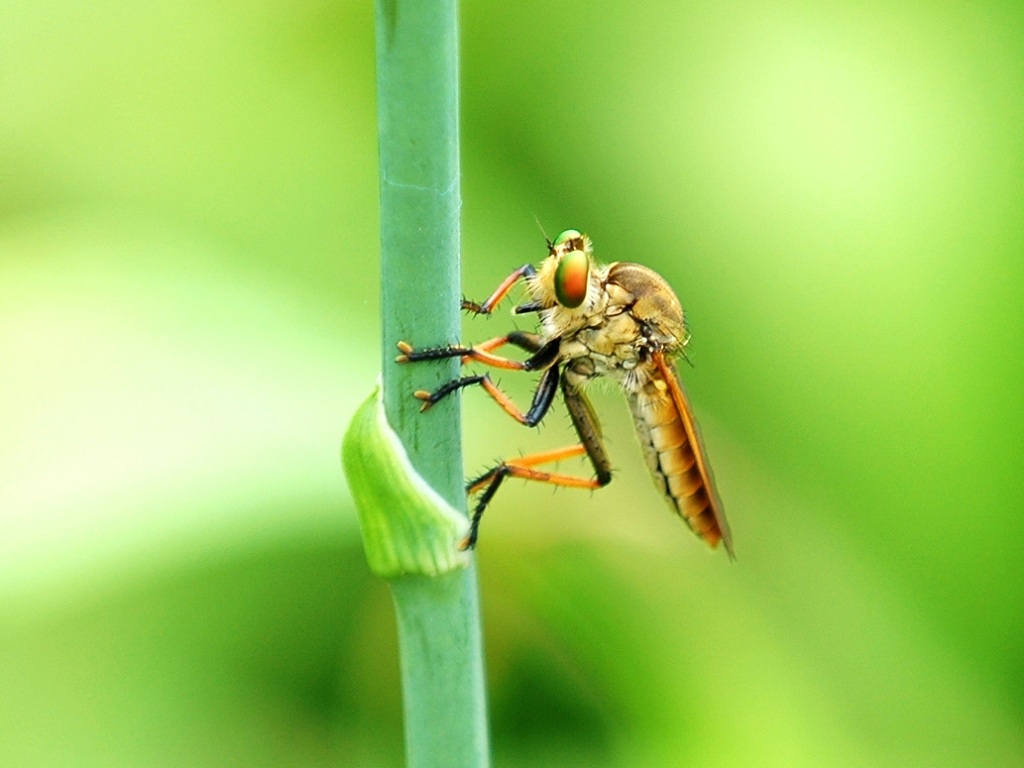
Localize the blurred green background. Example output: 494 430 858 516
1 1 1021 766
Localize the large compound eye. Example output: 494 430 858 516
554 247 589 308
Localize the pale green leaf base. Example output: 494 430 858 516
342 385 469 579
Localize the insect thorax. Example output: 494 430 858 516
553 285 678 393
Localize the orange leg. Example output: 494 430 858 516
463 333 534 364
466 444 593 493
396 333 556 425
461 443 612 550
412 364 560 428
461 264 537 315
396 333 544 371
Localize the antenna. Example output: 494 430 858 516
532 214 552 248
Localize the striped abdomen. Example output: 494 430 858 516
626 353 733 556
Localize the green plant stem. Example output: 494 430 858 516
375 1 489 766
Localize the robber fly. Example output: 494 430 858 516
396 229 733 556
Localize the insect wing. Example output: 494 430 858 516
651 350 734 557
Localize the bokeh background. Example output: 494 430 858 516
2 1 1021 766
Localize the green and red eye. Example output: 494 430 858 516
554 244 589 308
